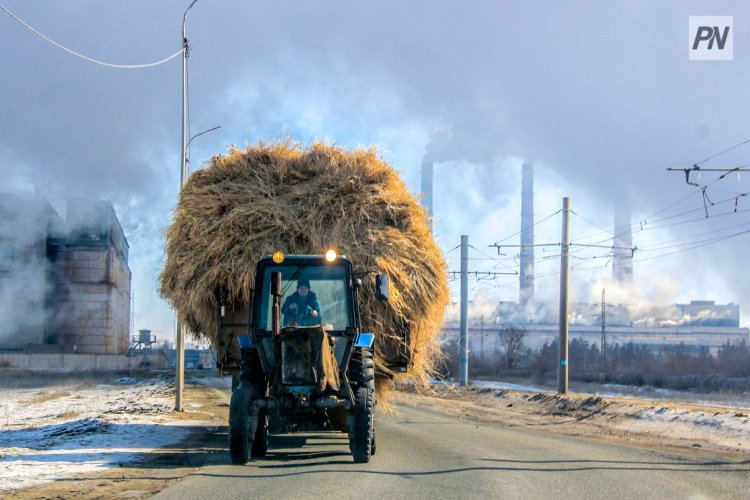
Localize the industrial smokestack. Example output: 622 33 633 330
613 194 633 282
421 160 433 226
520 162 534 306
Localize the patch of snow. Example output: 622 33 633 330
0 377 190 493
467 379 750 451
470 379 750 410
472 379 551 393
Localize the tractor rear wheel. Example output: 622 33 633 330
350 386 374 463
228 383 261 464
251 409 269 457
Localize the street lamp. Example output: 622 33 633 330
186 125 221 174
176 0 201 412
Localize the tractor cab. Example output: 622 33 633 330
247 252 365 375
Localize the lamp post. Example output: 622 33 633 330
185 125 221 174
176 0 200 412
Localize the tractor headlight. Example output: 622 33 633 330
325 249 337 262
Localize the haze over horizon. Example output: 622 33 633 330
2 1 750 341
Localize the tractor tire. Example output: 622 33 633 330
350 386 375 463
228 383 261 464
251 409 269 457
350 347 375 392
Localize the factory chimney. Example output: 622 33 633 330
421 159 434 227
613 194 633 282
520 162 534 306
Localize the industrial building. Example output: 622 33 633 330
435 161 749 354
0 194 131 355
441 299 750 355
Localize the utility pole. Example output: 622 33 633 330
459 235 469 386
558 197 570 394
600 288 607 367
176 0 200 412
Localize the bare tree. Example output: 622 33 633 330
498 324 527 369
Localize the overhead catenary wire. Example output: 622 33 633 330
461 147 750 301
490 209 561 247
570 210 614 237
634 229 750 262
637 220 750 252
0 3 183 69
572 160 750 247
695 139 750 166
569 190 750 252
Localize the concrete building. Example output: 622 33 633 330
0 194 131 355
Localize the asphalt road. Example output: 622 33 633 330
153 404 750 499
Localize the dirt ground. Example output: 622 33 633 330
4 375 749 499
3 374 230 500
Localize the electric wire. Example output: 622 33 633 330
570 210 613 237
444 243 462 255
636 220 750 252
0 3 183 69
570 191 750 251
468 243 522 273
637 226 750 253
490 209 561 246
694 138 750 166
634 229 750 262
452 145 750 300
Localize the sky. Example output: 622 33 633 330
2 1 750 342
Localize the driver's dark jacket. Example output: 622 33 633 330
281 291 322 326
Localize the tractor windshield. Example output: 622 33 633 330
253 263 353 332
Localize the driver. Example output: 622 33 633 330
282 277 322 326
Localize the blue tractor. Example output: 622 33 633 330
228 251 389 464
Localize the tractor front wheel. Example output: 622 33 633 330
228 383 262 464
350 386 375 463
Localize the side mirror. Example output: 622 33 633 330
375 274 389 302
353 278 363 289
271 271 282 297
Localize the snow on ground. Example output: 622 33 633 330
0 376 190 493
470 378 750 409
463 379 750 452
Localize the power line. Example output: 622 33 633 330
570 210 613 237
637 227 750 254
695 138 750 166
640 220 750 249
642 189 702 222
570 192 750 250
447 270 517 279
570 242 635 255
0 3 184 69
444 243 462 255
634 229 750 262
490 209 561 246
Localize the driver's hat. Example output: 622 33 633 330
297 277 310 289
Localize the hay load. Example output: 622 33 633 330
159 142 448 383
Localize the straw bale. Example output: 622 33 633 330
159 142 448 382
